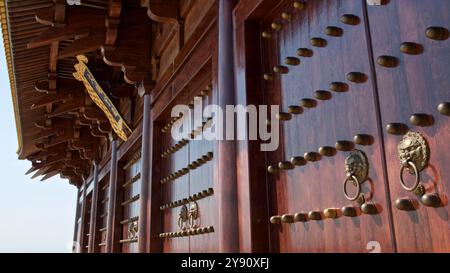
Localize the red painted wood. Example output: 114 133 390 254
138 92 152 253
367 0 450 252
215 0 240 253
234 0 396 253
88 162 100 253
106 139 118 253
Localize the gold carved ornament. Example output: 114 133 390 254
73 55 133 141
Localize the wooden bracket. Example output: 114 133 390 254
141 0 180 24
101 7 153 85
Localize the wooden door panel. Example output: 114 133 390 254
262 0 394 252
188 89 217 253
161 116 190 253
367 0 450 252
98 175 109 253
121 157 141 253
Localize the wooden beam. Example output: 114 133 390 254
46 96 85 118
58 34 105 59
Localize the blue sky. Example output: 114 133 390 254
0 36 77 252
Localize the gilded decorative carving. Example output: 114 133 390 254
73 55 133 141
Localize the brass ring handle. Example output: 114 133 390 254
343 175 361 201
399 160 420 192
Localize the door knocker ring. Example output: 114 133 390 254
343 174 362 201
399 160 420 192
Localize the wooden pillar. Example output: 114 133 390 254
88 162 100 253
106 139 118 253
78 179 88 253
216 0 239 252
72 189 81 253
138 90 152 253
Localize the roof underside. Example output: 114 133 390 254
3 0 110 159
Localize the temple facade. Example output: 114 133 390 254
2 0 450 253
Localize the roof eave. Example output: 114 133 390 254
0 0 24 158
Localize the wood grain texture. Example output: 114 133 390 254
367 0 450 252
257 0 395 252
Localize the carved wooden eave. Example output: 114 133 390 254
3 0 161 187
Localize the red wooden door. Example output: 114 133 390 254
155 55 218 253
366 0 450 252
235 0 450 253
260 0 395 253
120 154 142 253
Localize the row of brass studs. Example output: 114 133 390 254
121 194 140 206
159 226 215 239
395 194 442 211
159 188 214 211
122 151 142 171
162 84 211 134
386 107 450 135
120 216 139 225
161 114 184 134
161 117 214 159
161 139 190 159
275 73 367 122
263 13 362 81
119 238 138 244
160 152 214 184
270 204 378 224
377 27 449 68
263 5 358 38
188 117 214 140
188 85 213 108
265 1 305 36
268 135 374 174
122 173 141 188
99 227 107 232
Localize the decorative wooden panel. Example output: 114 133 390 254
367 0 450 252
260 0 394 252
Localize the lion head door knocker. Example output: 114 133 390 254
177 205 189 230
396 132 441 208
188 201 200 229
397 132 429 195
128 221 138 240
343 150 369 203
343 150 378 215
